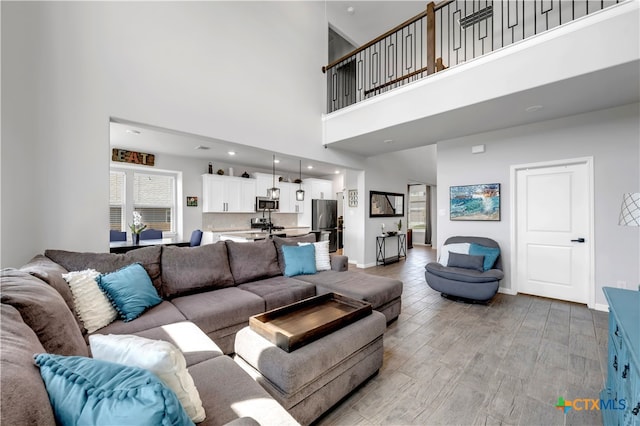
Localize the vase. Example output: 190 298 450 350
132 233 140 245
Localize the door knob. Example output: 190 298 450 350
571 238 585 243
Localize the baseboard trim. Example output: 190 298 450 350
498 287 517 295
593 302 609 312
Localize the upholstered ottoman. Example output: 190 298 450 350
295 271 403 323
234 310 386 425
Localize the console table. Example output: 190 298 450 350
601 287 639 426
376 233 406 266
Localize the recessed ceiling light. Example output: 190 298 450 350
228 151 236 156
334 170 340 174
126 129 141 135
194 145 210 150
525 105 543 112
307 165 313 169
347 6 355 14
383 139 394 144
273 159 280 164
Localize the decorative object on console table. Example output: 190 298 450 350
600 287 639 426
208 162 213 174
450 183 500 221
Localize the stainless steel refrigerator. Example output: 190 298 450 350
312 199 338 252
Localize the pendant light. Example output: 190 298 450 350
296 160 305 201
268 154 280 200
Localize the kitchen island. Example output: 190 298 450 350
218 228 312 243
220 231 286 242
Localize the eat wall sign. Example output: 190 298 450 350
112 148 155 166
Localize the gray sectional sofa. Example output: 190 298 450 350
1 234 403 425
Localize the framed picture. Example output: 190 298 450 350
186 196 198 207
450 183 500 221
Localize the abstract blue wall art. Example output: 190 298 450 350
450 183 500 221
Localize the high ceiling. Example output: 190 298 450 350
110 2 426 177
111 2 639 175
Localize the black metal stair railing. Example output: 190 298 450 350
324 0 624 113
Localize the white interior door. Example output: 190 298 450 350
515 161 592 304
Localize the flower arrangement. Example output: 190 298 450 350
397 219 402 231
129 211 147 235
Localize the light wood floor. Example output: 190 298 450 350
317 245 608 426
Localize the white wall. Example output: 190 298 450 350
437 103 640 307
1 1 357 267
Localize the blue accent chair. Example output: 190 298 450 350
424 236 503 302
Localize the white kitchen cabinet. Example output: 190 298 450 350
254 172 279 199
278 182 305 214
202 174 256 213
305 178 334 200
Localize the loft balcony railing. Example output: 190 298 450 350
323 0 624 113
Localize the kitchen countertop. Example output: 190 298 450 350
219 228 311 241
207 227 309 233
221 231 286 241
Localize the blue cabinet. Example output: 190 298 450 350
601 287 640 426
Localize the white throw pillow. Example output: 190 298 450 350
89 334 206 423
299 240 331 271
438 243 471 266
62 269 118 333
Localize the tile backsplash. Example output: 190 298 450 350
202 213 300 231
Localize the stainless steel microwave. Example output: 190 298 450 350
256 197 279 211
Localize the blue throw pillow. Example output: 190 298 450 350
469 243 500 271
96 263 162 322
281 244 317 277
34 353 194 426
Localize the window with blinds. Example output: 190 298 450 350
133 173 175 232
109 171 125 231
